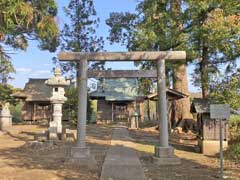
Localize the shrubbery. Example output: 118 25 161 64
63 86 96 125
226 115 240 162
9 103 23 123
229 115 240 142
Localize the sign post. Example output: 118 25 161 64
210 104 230 180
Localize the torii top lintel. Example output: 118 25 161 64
58 51 186 61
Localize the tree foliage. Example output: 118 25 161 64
56 0 104 78
0 0 59 83
0 52 14 83
63 85 78 124
185 0 240 97
106 0 188 93
0 84 15 106
63 85 94 125
210 69 240 110
0 0 59 52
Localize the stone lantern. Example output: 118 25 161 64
0 103 12 131
45 68 70 140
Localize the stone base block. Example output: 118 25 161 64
48 126 64 141
68 146 97 168
0 115 12 131
130 117 139 129
198 140 228 156
96 120 113 125
152 156 181 166
34 131 48 141
153 146 181 166
62 129 77 141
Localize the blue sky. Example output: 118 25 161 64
9 0 199 92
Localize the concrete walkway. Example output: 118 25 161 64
100 126 146 180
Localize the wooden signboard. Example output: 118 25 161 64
210 104 230 179
210 104 230 120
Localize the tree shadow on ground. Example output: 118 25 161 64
0 124 112 180
0 124 239 180
127 128 240 180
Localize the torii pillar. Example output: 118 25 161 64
70 59 96 166
153 58 181 165
58 51 185 166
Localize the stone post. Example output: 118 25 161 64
153 58 180 165
70 59 96 166
0 103 12 131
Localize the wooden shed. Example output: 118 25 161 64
191 98 228 155
146 89 188 128
13 79 53 121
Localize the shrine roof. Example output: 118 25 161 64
89 78 141 102
13 79 51 102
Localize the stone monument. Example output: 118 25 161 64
130 103 139 129
45 68 70 140
0 103 12 131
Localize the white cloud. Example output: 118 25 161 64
16 68 32 73
43 63 52 66
31 70 51 76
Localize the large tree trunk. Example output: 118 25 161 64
200 46 209 99
173 63 193 129
170 0 193 130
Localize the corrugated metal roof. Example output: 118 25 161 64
190 98 210 113
89 78 140 102
147 89 188 101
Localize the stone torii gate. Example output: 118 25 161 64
58 51 186 165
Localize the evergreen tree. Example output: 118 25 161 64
184 0 240 98
57 0 104 123
170 0 192 125
0 53 14 84
210 69 240 110
56 0 104 78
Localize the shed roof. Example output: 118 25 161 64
190 98 210 113
147 89 188 101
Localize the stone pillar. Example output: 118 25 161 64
130 112 139 129
157 59 169 147
49 102 63 139
77 59 87 148
0 103 12 131
70 59 96 166
153 58 180 165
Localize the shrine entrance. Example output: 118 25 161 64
113 103 129 122
58 51 186 165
